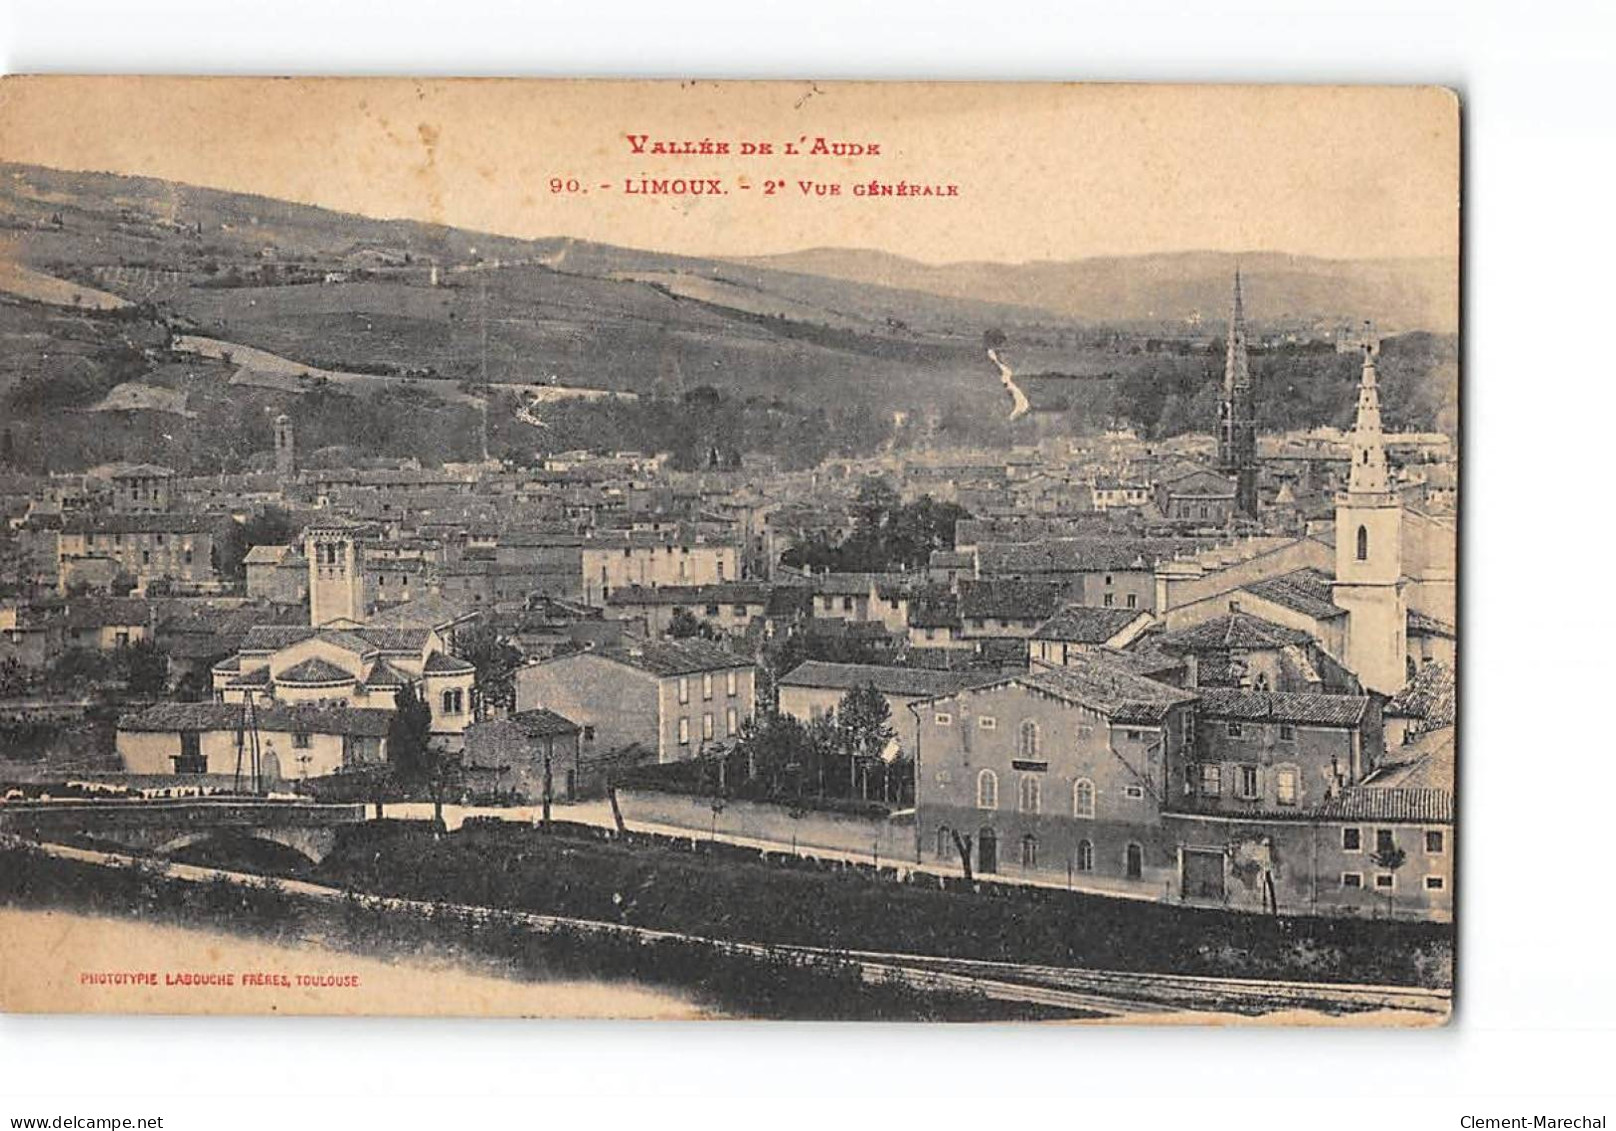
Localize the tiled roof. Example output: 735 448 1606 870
1243 569 1345 621
1386 659 1456 730
422 651 476 675
975 538 1184 575
64 597 152 629
226 666 273 688
239 625 319 652
908 591 961 629
606 582 772 607
1032 605 1147 643
359 659 414 688
1407 609 1457 638
1017 653 1196 724
277 657 357 684
958 579 1069 621
1195 687 1369 727
118 701 392 737
779 660 994 699
509 708 582 738
1156 610 1314 653
363 595 479 630
242 544 293 565
1316 786 1453 824
587 638 753 677
63 513 216 535
1370 729 1455 792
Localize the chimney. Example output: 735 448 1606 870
1185 652 1199 688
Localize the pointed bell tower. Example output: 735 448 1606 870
1332 333 1407 694
1217 270 1259 518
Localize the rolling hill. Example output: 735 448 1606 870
734 248 1457 335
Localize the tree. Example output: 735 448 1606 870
388 683 456 828
1372 843 1408 920
667 607 705 640
453 624 520 717
122 639 169 698
837 683 895 800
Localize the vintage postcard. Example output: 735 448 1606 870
0 78 1457 1022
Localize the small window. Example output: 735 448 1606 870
1376 829 1396 855
1356 524 1369 562
1020 834 1038 868
1125 729 1142 741
976 769 998 810
292 732 312 750
978 715 996 730
1073 778 1095 818
1126 593 1138 609
1018 775 1041 814
1123 785 1145 801
1425 830 1445 855
1341 872 1363 889
934 712 953 726
1103 594 1114 607
583 725 596 742
1275 766 1299 806
1227 721 1243 738
1076 839 1094 872
702 672 713 701
1425 875 1445 891
678 676 689 704
678 717 690 745
1237 765 1259 800
1374 873 1395 890
1200 764 1221 797
726 670 738 697
726 707 738 736
1017 720 1040 759
1279 723 1296 741
1342 827 1362 852
702 713 714 741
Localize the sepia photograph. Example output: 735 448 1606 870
0 77 1459 1025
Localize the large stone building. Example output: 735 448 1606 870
515 638 756 764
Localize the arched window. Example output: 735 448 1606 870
1073 778 1095 818
976 769 998 810
1356 524 1369 561
1125 843 1144 880
1020 834 1038 868
1076 839 1094 872
1018 719 1040 759
936 826 952 858
1018 774 1041 814
442 690 455 714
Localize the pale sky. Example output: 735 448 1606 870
0 78 1458 265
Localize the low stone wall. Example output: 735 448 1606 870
616 788 917 864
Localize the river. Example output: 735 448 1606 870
0 907 713 1019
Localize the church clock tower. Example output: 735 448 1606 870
1332 335 1407 694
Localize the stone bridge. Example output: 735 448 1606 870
0 797 367 864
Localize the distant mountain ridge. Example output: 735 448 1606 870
732 247 1458 334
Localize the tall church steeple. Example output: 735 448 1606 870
1333 331 1407 694
1217 269 1259 518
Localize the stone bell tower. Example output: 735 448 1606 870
305 520 363 627
1332 334 1407 694
274 414 296 478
